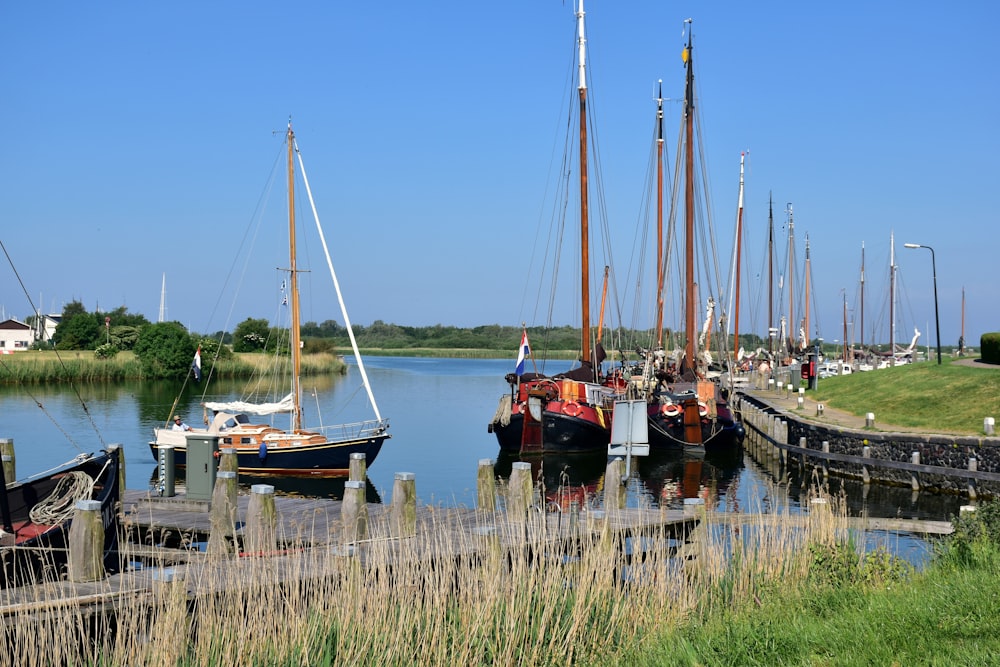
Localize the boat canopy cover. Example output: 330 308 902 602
203 393 295 416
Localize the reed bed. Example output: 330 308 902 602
0 482 886 666
0 351 144 383
0 351 344 384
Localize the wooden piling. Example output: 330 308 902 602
349 452 367 482
390 472 417 538
477 458 496 512
862 446 871 485
341 480 368 542
108 443 125 498
67 499 104 583
507 462 533 518
604 457 626 511
245 484 277 554
821 441 830 480
911 452 921 492
207 471 238 557
0 438 14 482
218 447 238 475
969 457 978 501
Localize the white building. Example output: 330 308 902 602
0 319 34 353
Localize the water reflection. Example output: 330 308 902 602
493 448 745 512
148 467 383 504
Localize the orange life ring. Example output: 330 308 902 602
661 403 681 418
562 401 582 417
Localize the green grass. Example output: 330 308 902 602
625 543 1000 666
811 359 1000 435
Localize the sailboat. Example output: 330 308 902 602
644 24 744 453
149 122 390 476
488 0 625 454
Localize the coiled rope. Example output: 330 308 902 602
28 471 95 525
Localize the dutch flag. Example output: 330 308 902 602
192 346 202 383
515 330 530 376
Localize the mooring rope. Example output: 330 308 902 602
491 394 512 427
28 471 95 526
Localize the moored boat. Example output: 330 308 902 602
488 1 627 454
149 122 390 476
1 447 121 588
642 24 744 453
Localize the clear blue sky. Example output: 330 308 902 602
1 1 996 351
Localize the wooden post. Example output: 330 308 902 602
911 451 921 492
816 404 825 416
218 447 238 475
677 497 708 572
207 471 238 557
821 441 830 480
985 418 995 436
865 412 875 428
809 497 833 545
390 472 417 538
969 457 978 501
604 457 626 511
0 438 14 482
507 461 533 519
108 443 125 497
341 480 368 542
862 446 871 484
477 458 496 512
349 452 367 482
68 499 105 583
244 484 277 554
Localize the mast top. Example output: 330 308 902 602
576 0 587 91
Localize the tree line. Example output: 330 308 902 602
35 302 787 380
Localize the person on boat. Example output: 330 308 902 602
172 415 192 431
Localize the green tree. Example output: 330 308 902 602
233 318 271 352
53 301 101 350
110 325 142 350
134 322 197 379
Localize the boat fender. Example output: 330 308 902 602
661 403 680 418
698 402 709 417
258 442 267 462
562 401 582 417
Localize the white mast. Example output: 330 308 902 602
158 273 166 323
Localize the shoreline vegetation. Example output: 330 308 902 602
1 349 995 437
0 351 347 384
6 487 1000 665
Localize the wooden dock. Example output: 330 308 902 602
0 488 700 616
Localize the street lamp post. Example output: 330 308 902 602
904 243 942 365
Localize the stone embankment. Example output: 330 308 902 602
734 385 1000 500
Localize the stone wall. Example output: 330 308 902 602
737 393 1000 499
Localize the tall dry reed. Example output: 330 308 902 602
0 482 856 666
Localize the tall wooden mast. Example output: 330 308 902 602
655 80 666 349
682 27 697 376
287 121 302 431
786 203 795 354
576 0 592 368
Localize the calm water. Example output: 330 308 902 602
0 356 966 561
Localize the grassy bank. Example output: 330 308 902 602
811 358 1000 435
0 350 345 383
